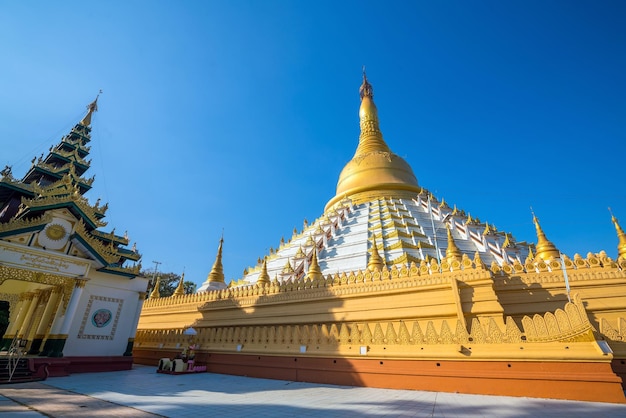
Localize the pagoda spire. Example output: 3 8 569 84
367 237 384 271
445 225 462 263
610 209 626 260
150 276 161 298
205 236 225 285
355 68 390 156
173 272 186 297
326 70 420 211
257 257 270 286
80 93 100 127
197 236 229 292
532 213 560 261
307 248 324 281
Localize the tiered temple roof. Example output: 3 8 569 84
0 97 141 277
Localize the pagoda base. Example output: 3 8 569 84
133 348 625 404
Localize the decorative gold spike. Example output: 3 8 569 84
367 237 384 271
257 257 270 286
610 209 626 260
532 214 560 261
307 248 324 281
149 276 161 299
282 259 294 274
473 251 486 269
445 225 462 263
483 223 492 236
79 93 100 126
465 213 473 225
173 272 185 297
206 237 225 284
502 233 511 248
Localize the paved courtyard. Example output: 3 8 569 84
1 365 626 417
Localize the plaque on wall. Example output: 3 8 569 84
77 295 123 340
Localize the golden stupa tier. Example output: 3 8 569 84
326 72 420 210
241 194 531 287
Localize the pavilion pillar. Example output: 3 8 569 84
49 278 88 357
28 286 62 354
14 290 42 351
39 293 66 356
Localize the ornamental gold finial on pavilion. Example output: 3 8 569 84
610 208 626 260
326 71 420 211
532 213 560 261
79 92 100 127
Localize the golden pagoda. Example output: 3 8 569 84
134 74 626 404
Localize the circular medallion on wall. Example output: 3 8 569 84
38 218 72 250
91 309 113 328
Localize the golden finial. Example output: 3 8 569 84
502 233 511 248
483 223 492 236
531 209 560 261
356 70 389 153
307 248 324 281
173 272 186 297
206 236 225 284
79 91 101 127
609 208 626 260
360 66 373 99
474 251 485 269
149 276 161 298
282 259 294 274
367 237 384 271
257 257 270 286
445 225 463 263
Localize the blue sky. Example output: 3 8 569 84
1 1 624 286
